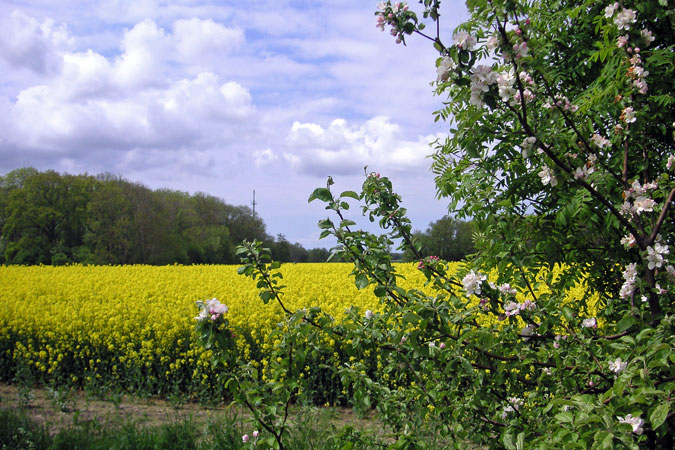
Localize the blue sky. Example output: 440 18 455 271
0 1 469 249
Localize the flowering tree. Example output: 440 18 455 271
197 0 673 448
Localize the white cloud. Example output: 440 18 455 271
114 19 170 88
284 116 443 176
1 14 256 162
253 148 277 167
173 18 244 64
0 10 73 74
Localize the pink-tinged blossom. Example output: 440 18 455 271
667 155 675 169
513 88 535 104
617 414 644 435
574 165 590 180
504 301 521 317
591 133 611 148
632 196 656 214
641 29 655 46
195 298 229 321
469 65 497 107
550 94 579 112
453 30 477 50
512 41 528 58
462 270 486 296
497 69 516 103
666 265 675 280
608 357 628 373
242 434 250 443
538 166 557 187
437 56 456 82
620 234 636 248
519 71 534 85
646 243 669 270
253 430 259 438
614 9 637 30
486 34 499 51
621 106 636 123
582 317 597 329
617 35 629 48
604 2 619 18
499 283 517 295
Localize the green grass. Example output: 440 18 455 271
0 407 387 450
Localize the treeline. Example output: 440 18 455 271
401 215 476 262
0 168 331 265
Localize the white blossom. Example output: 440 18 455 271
469 65 497 106
437 56 456 82
604 2 619 18
486 34 499 51
195 298 228 321
538 166 557 187
646 243 669 270
614 9 637 30
621 106 636 123
617 414 644 435
462 270 486 296
582 317 597 329
591 133 611 148
608 357 628 374
499 283 517 295
640 29 655 46
453 30 477 50
496 69 516 103
632 196 656 214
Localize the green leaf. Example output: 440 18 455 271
616 316 636 333
650 403 669 430
516 432 525 450
354 274 369 290
562 307 576 322
319 230 332 239
503 433 516 450
340 190 360 200
593 430 614 449
318 218 334 229
373 285 387 297
340 219 357 228
308 188 333 203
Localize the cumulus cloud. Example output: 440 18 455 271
0 10 73 74
284 116 442 176
1 14 255 168
253 148 278 167
173 18 244 64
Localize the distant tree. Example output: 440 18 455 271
221 204 269 245
307 247 331 262
403 216 475 262
2 170 95 264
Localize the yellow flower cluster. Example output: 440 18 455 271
0 263 598 399
0 263 434 397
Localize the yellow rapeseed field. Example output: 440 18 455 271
0 263 598 400
0 263 438 399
